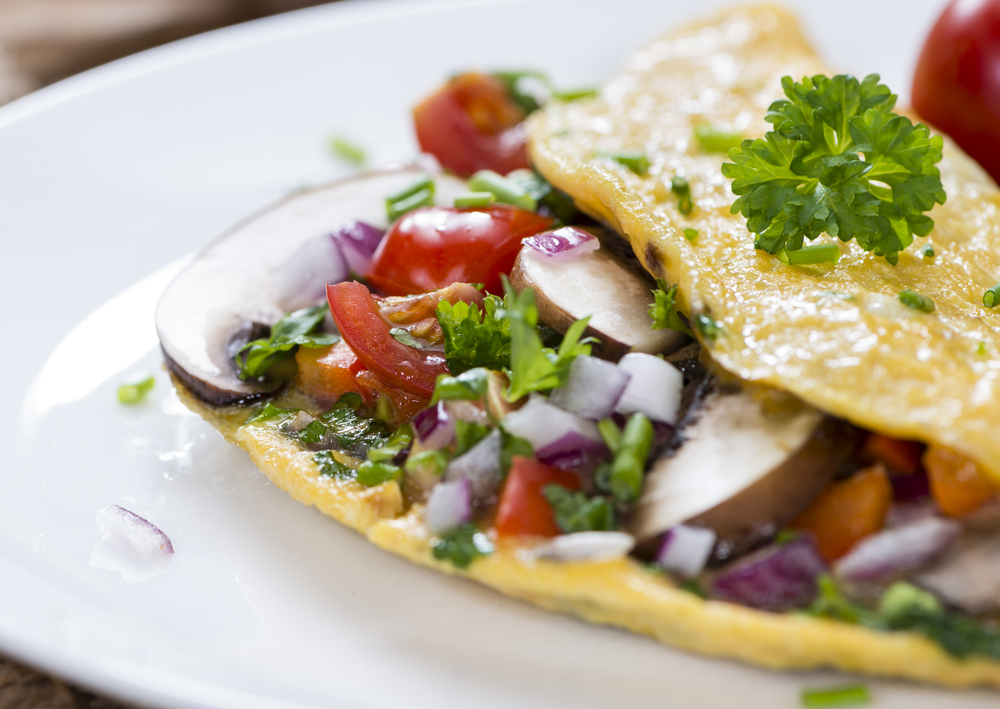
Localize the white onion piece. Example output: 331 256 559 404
273 232 349 311
656 525 716 578
548 355 632 420
522 226 600 260
834 517 962 584
502 396 603 452
425 478 473 534
614 353 684 424
532 532 635 562
444 429 502 501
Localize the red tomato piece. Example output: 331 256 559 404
295 341 376 406
327 280 449 399
855 433 925 476
413 72 530 177
495 457 581 538
912 0 1000 181
366 205 553 296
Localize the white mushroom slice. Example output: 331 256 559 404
914 533 1000 615
627 387 856 542
510 244 686 361
155 167 467 404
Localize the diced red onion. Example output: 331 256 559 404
502 396 604 453
886 500 938 528
96 505 173 557
274 232 349 309
548 355 632 420
535 447 604 475
657 525 716 578
413 402 455 450
834 517 962 584
425 478 473 534
522 226 599 260
614 353 684 424
331 221 385 275
891 470 931 501
532 532 635 561
711 537 826 612
444 429 502 501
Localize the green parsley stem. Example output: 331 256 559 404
983 284 1000 308
597 150 649 176
454 192 497 208
387 186 435 222
468 170 537 211
386 175 435 204
778 244 841 265
330 136 367 166
609 413 653 503
800 684 871 708
117 373 155 405
552 87 598 101
693 124 745 154
899 289 935 313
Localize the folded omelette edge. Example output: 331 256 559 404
526 4 1000 484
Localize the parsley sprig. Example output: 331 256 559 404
723 74 946 265
236 305 338 380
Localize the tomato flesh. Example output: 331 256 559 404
913 0 1000 181
855 433 925 476
495 457 580 537
366 205 553 296
414 72 529 178
327 280 449 399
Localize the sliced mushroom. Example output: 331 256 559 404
627 384 858 543
509 242 687 361
913 532 1000 615
155 167 468 405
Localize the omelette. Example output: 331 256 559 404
158 3 1000 691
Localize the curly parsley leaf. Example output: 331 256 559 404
437 295 511 374
319 392 391 457
722 73 945 265
648 280 693 335
432 523 494 569
237 305 339 380
542 484 616 533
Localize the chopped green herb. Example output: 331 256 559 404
820 291 856 301
695 313 724 342
597 150 649 176
683 228 698 242
984 284 1000 308
543 484 615 533
671 176 693 214
899 289 935 313
431 368 490 404
806 575 875 625
774 529 801 545
492 70 549 113
978 340 988 356
801 684 871 708
236 305 339 381
405 449 449 478
694 123 745 154
329 136 367 166
117 373 155 404
389 327 424 349
499 431 533 475
608 413 653 503
367 423 414 463
597 417 623 455
312 450 355 479
356 460 402 487
878 581 941 619
778 243 841 265
468 169 537 211
649 280 694 335
432 523 494 569
320 392 392 457
244 402 294 425
454 192 496 208
437 295 511 374
722 73 946 264
552 86 598 101
505 169 578 224
297 419 329 445
922 244 935 258
374 395 393 424
679 580 708 598
454 420 492 457
386 176 435 221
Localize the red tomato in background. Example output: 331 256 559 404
913 0 1000 182
414 72 530 177
366 205 553 296
494 457 581 538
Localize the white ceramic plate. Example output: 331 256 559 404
2 0 995 707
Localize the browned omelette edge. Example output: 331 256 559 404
171 374 1000 689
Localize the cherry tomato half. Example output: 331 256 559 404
495 457 581 538
366 205 553 296
413 72 530 178
913 0 1000 181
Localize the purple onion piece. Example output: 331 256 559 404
657 525 716 579
548 355 631 420
890 470 931 501
535 448 604 476
711 537 826 612
413 402 455 450
444 429 502 501
834 517 962 584
522 226 599 260
331 221 385 275
502 396 603 453
425 478 473 534
96 505 173 557
274 232 349 309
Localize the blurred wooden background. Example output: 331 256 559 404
0 2 337 704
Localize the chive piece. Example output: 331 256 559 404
117 373 155 404
597 417 623 455
386 176 435 221
693 123 745 154
778 244 841 265
552 86 598 101
978 340 987 356
454 192 497 208
899 289 935 313
671 176 693 214
374 395 394 424
683 228 698 242
608 413 653 503
467 170 537 211
984 284 1000 308
922 244 935 258
800 684 871 708
329 136 367 166
597 150 649 176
